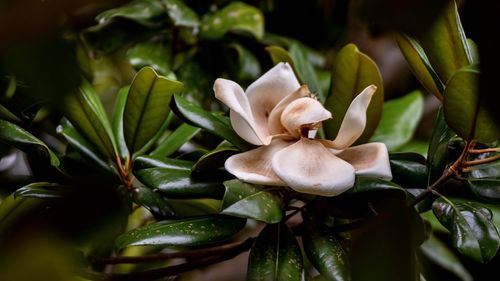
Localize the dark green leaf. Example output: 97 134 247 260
324 43 383 144
266 46 295 68
164 0 200 27
111 86 130 159
115 215 246 249
348 177 407 196
395 33 443 99
151 123 200 157
417 1 472 83
171 94 250 151
167 198 221 217
390 159 427 189
229 43 261 81
303 216 349 281
432 197 500 263
389 152 426 164
131 186 175 220
191 147 239 175
96 0 166 29
0 193 45 236
133 155 193 170
57 119 116 175
467 179 500 203
127 41 174 77
124 67 184 155
444 67 500 143
135 168 224 199
289 42 323 101
63 79 117 159
427 107 456 184
0 119 59 166
247 223 303 281
220 180 283 224
467 160 500 179
370 90 424 150
199 2 264 40
14 182 65 199
420 235 472 281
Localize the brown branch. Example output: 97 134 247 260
468 148 500 154
462 155 500 166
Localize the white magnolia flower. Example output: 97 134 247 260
214 63 392 196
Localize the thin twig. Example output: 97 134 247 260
468 148 500 154
462 155 500 166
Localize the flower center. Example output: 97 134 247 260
299 122 322 139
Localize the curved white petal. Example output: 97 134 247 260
323 85 377 150
336 142 392 180
280 97 332 138
214 78 271 145
245 63 301 140
267 85 310 135
225 139 293 186
272 138 356 196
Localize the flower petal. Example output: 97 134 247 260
323 85 377 150
214 78 271 145
272 138 355 196
280 97 332 138
336 142 392 180
267 84 310 135
225 139 293 186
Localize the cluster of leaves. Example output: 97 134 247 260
0 1 499 281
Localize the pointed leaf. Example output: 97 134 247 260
111 86 130 159
324 43 383 144
95 0 165 28
123 67 183 155
420 235 472 281
191 147 239 176
395 33 443 99
289 42 323 101
63 79 116 159
135 168 224 199
14 182 65 199
432 197 500 263
220 179 283 224
266 46 295 69
303 216 350 281
127 41 174 77
427 107 456 184
199 2 264 40
443 68 500 143
115 215 246 249
0 119 59 166
151 123 200 157
417 1 472 83
171 94 250 151
164 0 200 27
57 119 116 175
247 223 303 281
370 90 424 150
131 186 175 220
133 155 193 170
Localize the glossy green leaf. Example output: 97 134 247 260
63 79 117 159
467 39 479 64
393 140 429 157
0 119 59 166
290 42 323 101
133 155 193 170
14 182 65 199
167 198 221 217
57 119 116 175
220 179 283 224
191 147 239 175
96 0 166 29
111 86 130 159
303 216 349 281
151 123 200 157
420 235 472 281
324 43 383 144
131 186 175 220
432 197 500 263
135 168 224 199
348 177 407 196
171 94 250 151
127 42 174 78
444 68 500 143
0 193 45 236
164 0 200 27
395 33 443 99
115 215 246 249
370 90 424 150
229 43 261 81
266 46 295 68
123 67 183 155
247 223 303 281
390 158 427 189
417 1 472 83
467 159 500 179
199 2 264 40
467 179 500 203
427 107 456 184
